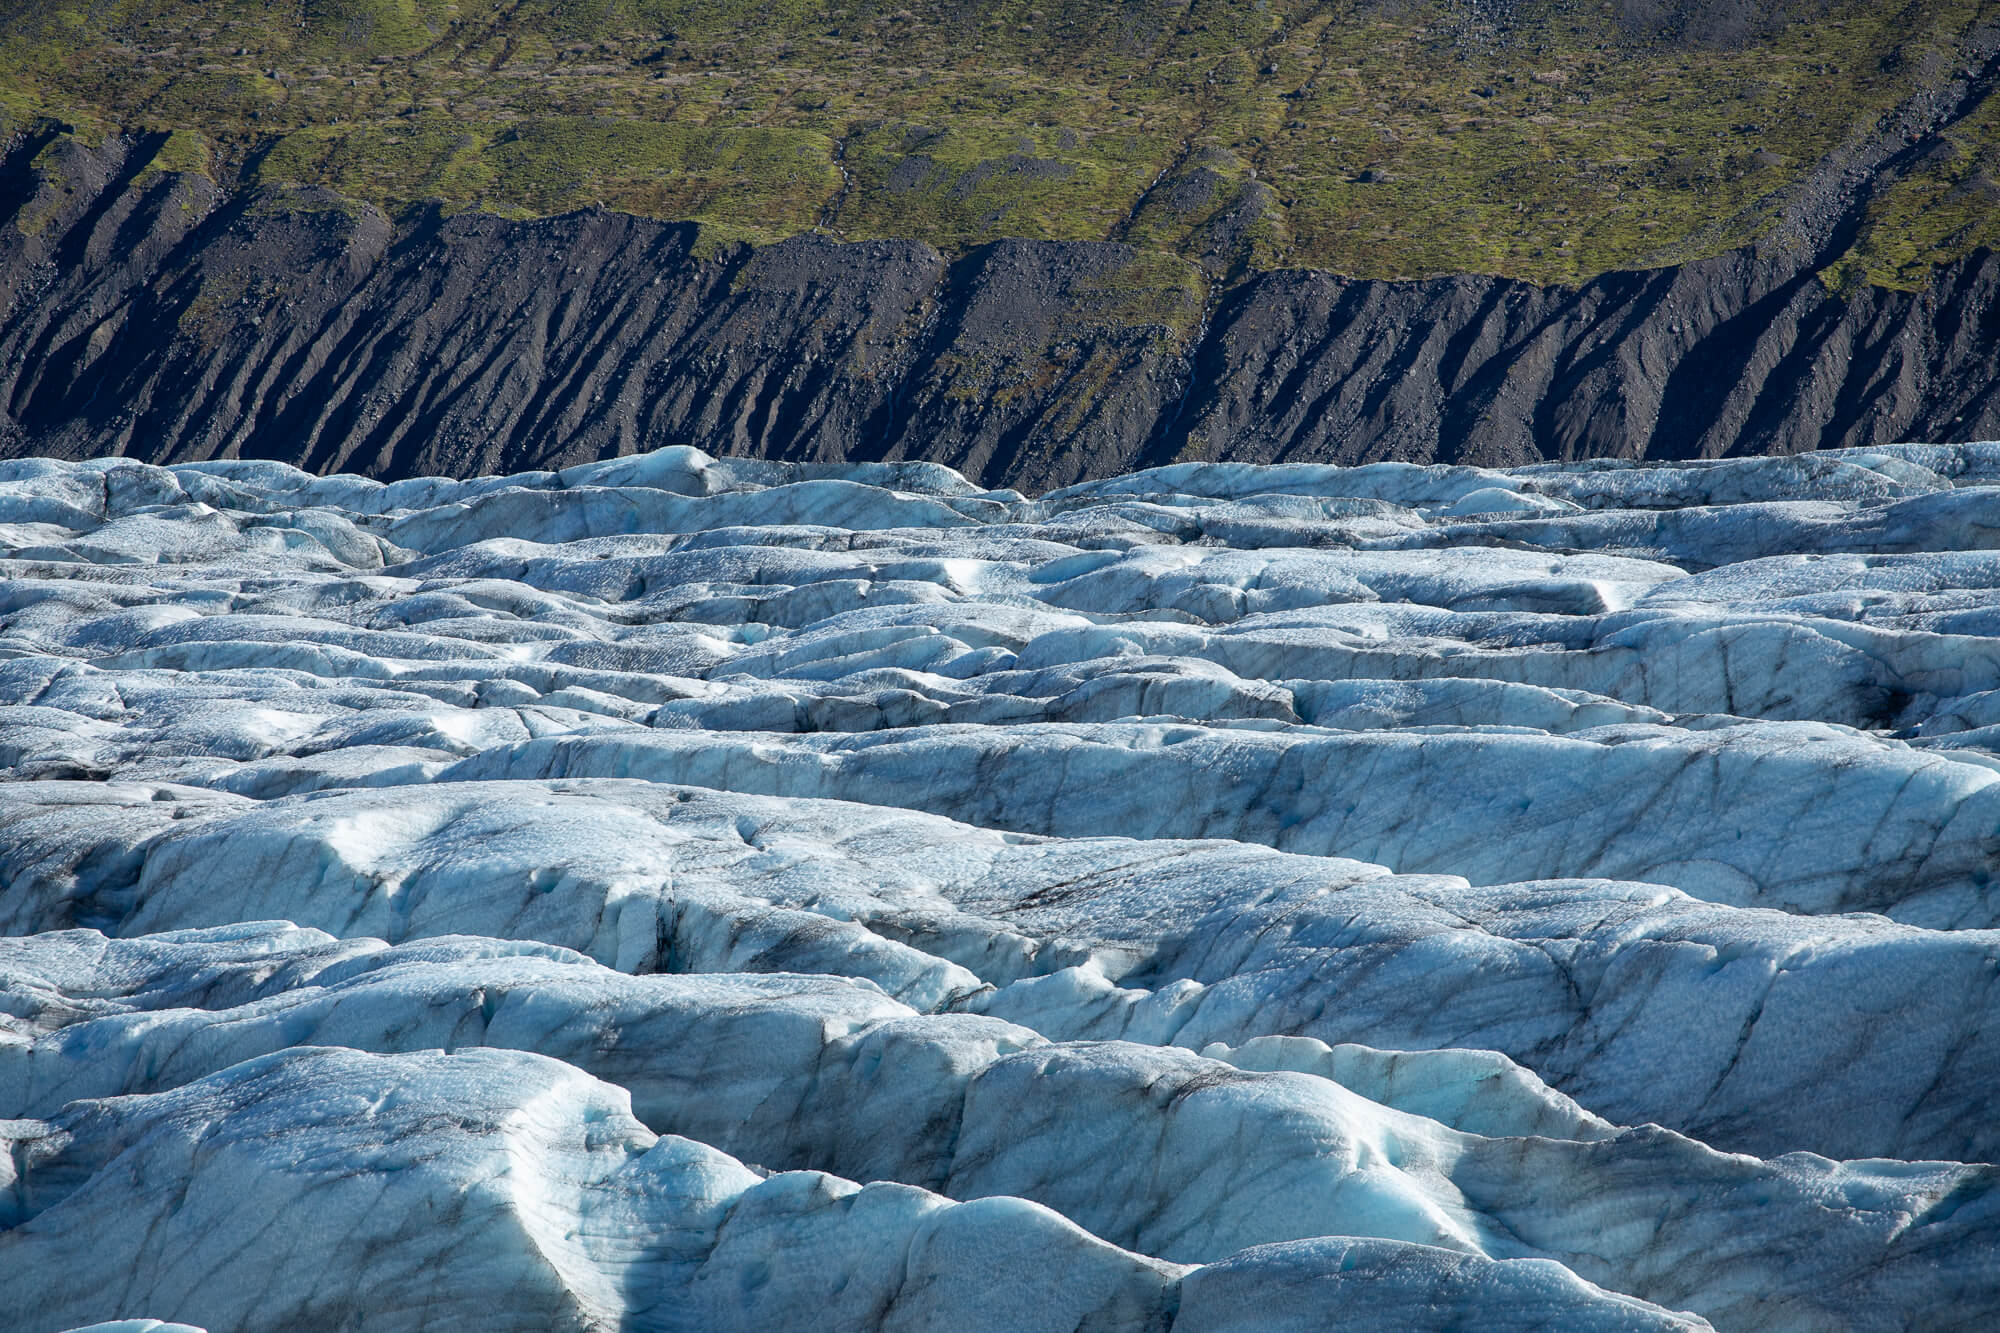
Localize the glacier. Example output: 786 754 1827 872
4 443 2000 1330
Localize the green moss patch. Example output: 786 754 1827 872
3 0 1995 290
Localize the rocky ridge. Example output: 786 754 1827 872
7 124 2000 491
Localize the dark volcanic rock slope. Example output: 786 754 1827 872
6 129 2000 492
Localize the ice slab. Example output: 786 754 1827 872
6 445 2000 1329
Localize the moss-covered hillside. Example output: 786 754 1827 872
4 0 1998 288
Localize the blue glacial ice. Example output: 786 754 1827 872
6 443 2000 1330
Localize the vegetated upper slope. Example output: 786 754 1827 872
4 0 2000 290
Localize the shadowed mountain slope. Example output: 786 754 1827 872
6 128 2000 490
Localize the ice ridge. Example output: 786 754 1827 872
6 443 2000 1330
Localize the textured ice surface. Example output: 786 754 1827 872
5 444 2000 1330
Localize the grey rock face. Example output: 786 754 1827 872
7 129 2000 491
